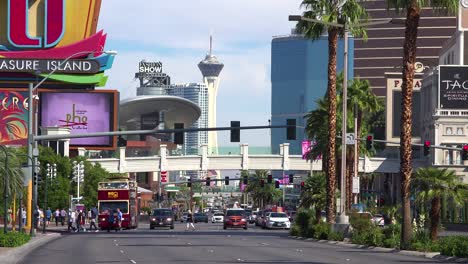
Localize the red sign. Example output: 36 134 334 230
161 171 167 183
98 190 129 200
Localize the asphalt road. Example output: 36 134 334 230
20 222 459 264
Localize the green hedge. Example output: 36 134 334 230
0 232 31 247
434 236 468 258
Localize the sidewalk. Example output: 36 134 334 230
0 232 61 264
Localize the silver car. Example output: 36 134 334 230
211 212 224 223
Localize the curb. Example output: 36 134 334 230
287 235 467 262
1 233 62 264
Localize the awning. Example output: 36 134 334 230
138 186 153 193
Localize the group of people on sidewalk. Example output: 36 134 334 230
66 207 99 233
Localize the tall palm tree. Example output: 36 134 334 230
384 0 458 248
244 170 282 208
299 172 327 223
296 0 368 223
413 168 467 241
0 147 25 215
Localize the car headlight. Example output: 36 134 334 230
101 218 106 222
241 218 246 222
122 218 125 221
152 218 156 221
167 218 172 221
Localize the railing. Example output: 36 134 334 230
434 109 468 117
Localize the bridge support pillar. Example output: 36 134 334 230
201 144 208 172
118 147 126 173
281 143 290 171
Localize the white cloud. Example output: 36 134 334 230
98 0 303 146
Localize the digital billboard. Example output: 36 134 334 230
439 66 468 109
39 90 118 149
0 89 28 145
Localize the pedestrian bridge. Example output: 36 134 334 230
88 143 429 174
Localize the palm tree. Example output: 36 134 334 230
413 168 467 241
299 172 327 223
384 0 458 248
244 170 282 208
0 147 25 217
296 0 368 223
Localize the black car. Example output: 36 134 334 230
194 213 208 223
150 208 174 229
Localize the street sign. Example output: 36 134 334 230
346 133 356 145
161 171 167 183
352 177 360 194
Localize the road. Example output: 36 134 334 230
20 222 458 264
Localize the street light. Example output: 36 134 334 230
26 49 117 236
288 15 392 224
72 161 84 206
42 163 56 234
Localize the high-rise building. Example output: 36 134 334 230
168 83 209 155
198 36 224 155
271 34 353 154
355 0 457 95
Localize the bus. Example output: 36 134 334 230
97 180 138 230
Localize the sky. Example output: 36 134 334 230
97 0 303 147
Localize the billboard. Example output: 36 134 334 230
439 66 468 109
39 90 118 149
0 89 28 145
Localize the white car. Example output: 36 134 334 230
372 214 385 226
265 212 291 229
211 212 224 223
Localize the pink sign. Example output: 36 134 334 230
302 140 311 159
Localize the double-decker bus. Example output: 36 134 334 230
97 180 138 230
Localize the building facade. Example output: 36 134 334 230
270 35 353 155
168 83 209 155
356 0 457 96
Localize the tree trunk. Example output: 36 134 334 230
315 207 322 224
326 28 339 224
400 1 420 249
430 197 441 241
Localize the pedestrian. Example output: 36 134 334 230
68 209 75 232
107 211 115 233
54 208 60 226
60 208 66 226
116 208 122 230
33 206 40 230
185 210 195 231
76 210 83 232
21 207 26 227
89 208 98 231
7 208 12 228
46 207 52 227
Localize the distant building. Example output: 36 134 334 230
168 83 209 155
270 34 353 154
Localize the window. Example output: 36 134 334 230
446 127 453 135
456 127 464 135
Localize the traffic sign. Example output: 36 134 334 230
352 177 360 194
346 133 356 145
161 171 167 183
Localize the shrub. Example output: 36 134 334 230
382 224 401 248
0 232 31 247
313 222 330 240
436 236 468 258
328 231 344 241
410 229 433 252
351 225 384 247
349 213 373 231
289 225 300 236
294 209 314 237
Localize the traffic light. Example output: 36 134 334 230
206 177 211 186
33 173 42 185
286 119 296 140
462 145 468 161
267 174 273 184
225 176 229 185
260 179 265 187
243 175 248 185
423 141 431 156
289 174 294 184
117 135 127 147
366 134 374 151
300 181 305 190
187 177 192 188
174 123 184 145
275 180 280 189
230 121 240 142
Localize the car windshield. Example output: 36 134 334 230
214 213 224 216
153 210 172 216
226 210 244 216
270 213 287 218
195 213 205 216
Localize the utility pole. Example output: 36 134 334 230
339 24 349 224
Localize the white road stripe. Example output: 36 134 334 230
130 260 136 264
120 250 124 254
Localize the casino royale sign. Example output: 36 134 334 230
0 58 100 74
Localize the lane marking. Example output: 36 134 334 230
130 260 136 264
120 250 124 254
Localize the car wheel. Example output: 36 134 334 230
223 225 227 230
244 225 248 230
150 226 154 230
205 220 208 223
170 225 174 230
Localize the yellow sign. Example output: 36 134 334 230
108 191 118 199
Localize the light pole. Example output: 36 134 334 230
26 49 117 236
42 163 56 234
1 145 8 234
288 15 392 224
72 161 84 206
